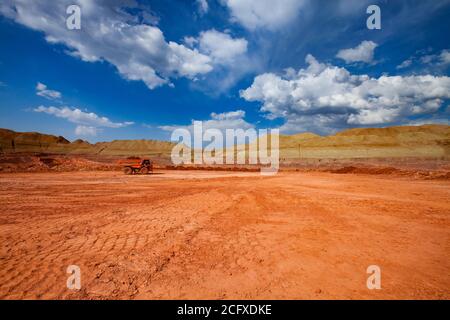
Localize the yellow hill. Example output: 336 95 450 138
281 124 450 159
0 124 449 159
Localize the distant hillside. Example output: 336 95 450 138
0 128 175 157
1 124 449 159
281 124 450 159
233 124 450 159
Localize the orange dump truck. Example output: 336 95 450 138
118 158 153 175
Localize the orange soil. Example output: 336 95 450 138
0 170 449 299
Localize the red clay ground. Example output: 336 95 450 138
0 170 449 299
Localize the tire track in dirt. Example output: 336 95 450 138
1 171 449 299
0 177 233 299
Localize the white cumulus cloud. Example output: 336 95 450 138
241 54 450 133
183 29 252 93
196 0 209 15
0 0 214 89
36 82 62 100
34 106 134 136
336 41 378 64
396 59 412 70
396 48 450 71
75 125 97 136
221 0 306 30
439 49 450 65
198 29 248 65
159 110 254 133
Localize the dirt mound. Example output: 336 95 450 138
325 165 450 180
1 153 449 180
0 155 119 173
329 166 400 175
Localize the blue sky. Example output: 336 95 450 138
0 0 449 142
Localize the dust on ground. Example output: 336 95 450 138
0 170 449 299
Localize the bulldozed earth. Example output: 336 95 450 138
0 124 449 299
0 167 449 299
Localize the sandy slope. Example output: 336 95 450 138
0 170 448 299
0 128 175 156
239 124 450 159
1 124 449 159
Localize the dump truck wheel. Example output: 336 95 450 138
123 167 133 175
140 167 149 175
